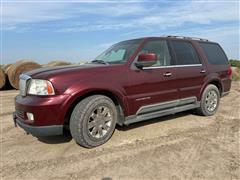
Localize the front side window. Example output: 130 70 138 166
137 40 172 67
172 41 200 65
94 39 142 64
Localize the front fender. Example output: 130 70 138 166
63 82 129 118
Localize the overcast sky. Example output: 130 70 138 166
2 0 240 64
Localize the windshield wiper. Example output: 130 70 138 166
91 60 109 65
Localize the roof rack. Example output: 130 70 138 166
166 35 209 42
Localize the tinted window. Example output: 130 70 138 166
200 42 228 65
137 40 172 66
172 41 200 65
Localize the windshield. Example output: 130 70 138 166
94 39 142 64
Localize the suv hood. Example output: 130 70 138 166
26 63 106 79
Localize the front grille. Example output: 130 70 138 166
16 110 25 119
19 74 31 96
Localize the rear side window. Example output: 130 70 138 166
172 41 200 65
199 42 228 65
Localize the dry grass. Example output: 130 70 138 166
232 67 240 81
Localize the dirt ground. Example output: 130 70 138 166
1 82 240 180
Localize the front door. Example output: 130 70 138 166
126 39 179 115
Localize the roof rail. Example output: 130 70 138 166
166 35 209 41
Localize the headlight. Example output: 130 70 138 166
27 79 55 95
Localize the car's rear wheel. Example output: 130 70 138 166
70 95 117 148
197 84 220 116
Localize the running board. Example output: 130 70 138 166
124 102 200 125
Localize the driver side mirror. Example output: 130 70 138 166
135 53 157 69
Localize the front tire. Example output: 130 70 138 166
70 95 117 148
197 84 220 116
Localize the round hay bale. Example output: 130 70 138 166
4 64 14 90
0 68 6 89
44 60 71 67
7 60 41 89
0 64 14 90
2 64 12 73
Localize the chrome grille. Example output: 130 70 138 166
19 74 31 96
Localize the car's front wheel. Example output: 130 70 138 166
70 95 117 148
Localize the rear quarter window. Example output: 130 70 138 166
199 42 228 65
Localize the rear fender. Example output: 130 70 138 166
199 74 223 100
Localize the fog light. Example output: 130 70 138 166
26 112 34 121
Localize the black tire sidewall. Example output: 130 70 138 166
70 95 117 148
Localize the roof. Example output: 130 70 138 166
118 35 214 45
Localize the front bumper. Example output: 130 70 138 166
14 94 70 126
13 112 63 136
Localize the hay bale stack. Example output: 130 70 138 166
44 60 71 67
0 68 6 89
7 60 41 89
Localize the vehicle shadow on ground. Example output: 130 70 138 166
36 111 194 144
116 111 193 131
37 131 73 144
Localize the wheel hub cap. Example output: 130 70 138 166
88 106 113 139
205 90 218 112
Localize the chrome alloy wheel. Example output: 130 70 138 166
88 105 113 139
205 90 218 112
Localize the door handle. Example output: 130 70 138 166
163 72 172 77
200 69 206 73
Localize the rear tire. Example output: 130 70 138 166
196 84 220 116
70 95 117 148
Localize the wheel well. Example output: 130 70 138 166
64 90 125 127
208 80 222 95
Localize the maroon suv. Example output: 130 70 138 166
13 36 232 148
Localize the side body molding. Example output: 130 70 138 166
124 97 199 125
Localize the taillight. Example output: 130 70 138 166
228 66 232 79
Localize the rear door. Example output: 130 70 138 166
170 40 207 100
126 39 179 115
